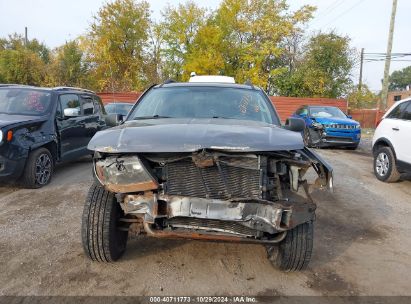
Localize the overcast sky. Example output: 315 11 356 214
0 0 410 92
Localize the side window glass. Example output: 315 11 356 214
402 102 411 121
93 96 105 114
59 94 80 117
81 96 95 116
387 102 407 119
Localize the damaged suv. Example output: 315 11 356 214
82 81 333 272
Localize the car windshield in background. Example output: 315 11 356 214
310 106 347 119
0 88 51 116
128 86 278 125
105 103 133 116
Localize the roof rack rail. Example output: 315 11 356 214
54 86 95 94
159 79 176 88
244 80 254 89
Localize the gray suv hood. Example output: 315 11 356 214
88 118 304 153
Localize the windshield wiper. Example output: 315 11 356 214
133 115 173 120
211 116 237 119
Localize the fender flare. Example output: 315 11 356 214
372 137 396 159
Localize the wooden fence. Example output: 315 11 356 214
348 109 385 128
98 92 381 127
98 92 386 128
98 92 141 104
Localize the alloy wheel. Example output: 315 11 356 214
375 152 389 177
35 153 52 185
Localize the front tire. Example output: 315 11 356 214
21 147 54 189
81 182 128 262
374 146 401 183
267 221 313 272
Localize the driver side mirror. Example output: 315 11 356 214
284 117 305 132
347 115 353 119
105 113 123 127
63 107 80 118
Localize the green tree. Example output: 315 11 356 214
47 40 92 88
0 49 46 85
143 23 165 85
84 0 151 91
347 85 378 109
389 66 411 91
183 23 225 77
160 1 207 80
212 0 315 89
273 32 355 98
0 34 49 85
0 34 50 63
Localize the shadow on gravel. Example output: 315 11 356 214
310 186 391 268
123 237 188 260
305 183 392 295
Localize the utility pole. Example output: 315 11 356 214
24 27 28 46
380 0 398 111
358 48 364 90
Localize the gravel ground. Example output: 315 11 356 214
0 147 410 296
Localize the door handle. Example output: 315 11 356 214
392 127 400 131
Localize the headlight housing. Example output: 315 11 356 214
311 121 323 129
355 124 361 129
0 130 3 143
94 155 158 193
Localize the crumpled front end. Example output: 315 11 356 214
307 119 361 147
93 149 332 243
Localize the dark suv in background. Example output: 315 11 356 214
0 85 109 188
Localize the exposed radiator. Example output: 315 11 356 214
164 156 262 200
166 217 259 237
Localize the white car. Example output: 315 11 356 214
372 97 411 182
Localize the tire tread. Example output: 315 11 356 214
374 146 401 183
272 221 313 272
81 182 127 262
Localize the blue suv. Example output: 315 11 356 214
292 105 361 149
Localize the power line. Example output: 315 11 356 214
319 0 367 28
363 52 411 63
365 59 411 62
364 52 411 55
311 0 346 24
